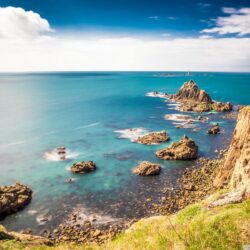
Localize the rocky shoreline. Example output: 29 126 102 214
49 152 227 244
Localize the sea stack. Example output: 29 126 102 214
155 135 198 160
168 80 233 112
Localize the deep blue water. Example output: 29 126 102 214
0 72 249 233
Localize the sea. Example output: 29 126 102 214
0 71 249 233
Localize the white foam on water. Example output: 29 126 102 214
64 205 121 226
44 148 79 162
146 92 167 98
114 127 149 142
36 214 52 225
164 114 196 122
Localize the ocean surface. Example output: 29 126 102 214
0 71 250 233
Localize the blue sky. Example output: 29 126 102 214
0 0 249 71
0 0 249 36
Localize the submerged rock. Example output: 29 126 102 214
0 183 32 218
70 161 96 174
155 135 198 160
136 131 170 145
207 123 220 135
168 80 232 113
133 161 161 175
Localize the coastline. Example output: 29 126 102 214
1 78 249 248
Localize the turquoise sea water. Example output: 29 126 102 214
0 72 250 233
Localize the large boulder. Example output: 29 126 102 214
0 183 32 218
207 123 220 135
133 161 161 175
155 135 198 160
70 161 96 174
136 131 170 145
168 80 232 113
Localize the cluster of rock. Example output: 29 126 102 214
155 135 198 160
133 161 161 176
152 157 223 214
207 123 220 135
70 161 96 174
0 183 32 218
168 80 233 112
136 131 170 145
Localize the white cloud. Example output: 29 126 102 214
0 6 249 72
0 6 53 39
201 7 250 36
1 35 249 72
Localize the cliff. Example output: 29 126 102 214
214 106 250 197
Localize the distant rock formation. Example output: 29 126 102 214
214 106 250 195
207 123 220 135
155 135 198 160
136 131 170 145
133 161 161 175
0 183 32 218
168 80 233 112
70 161 96 174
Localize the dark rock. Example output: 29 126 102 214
207 123 220 135
0 183 32 218
70 161 96 174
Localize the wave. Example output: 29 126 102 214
114 127 149 142
164 114 196 122
74 122 100 130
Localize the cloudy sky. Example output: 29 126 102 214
0 0 249 72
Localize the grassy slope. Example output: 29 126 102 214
1 195 250 250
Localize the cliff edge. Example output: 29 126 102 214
214 106 250 200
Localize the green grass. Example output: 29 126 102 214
1 199 250 250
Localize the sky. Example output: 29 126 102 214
0 0 250 72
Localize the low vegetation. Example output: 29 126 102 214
1 196 250 250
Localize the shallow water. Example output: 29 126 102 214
0 71 249 233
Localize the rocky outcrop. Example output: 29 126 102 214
207 123 220 135
155 135 198 160
133 161 161 175
168 80 232 112
0 183 32 218
136 131 170 145
70 161 96 174
0 225 52 245
214 106 250 197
